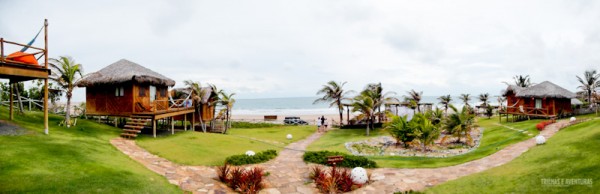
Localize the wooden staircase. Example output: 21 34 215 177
121 115 151 139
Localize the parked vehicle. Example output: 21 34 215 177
283 116 308 125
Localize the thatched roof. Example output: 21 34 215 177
571 98 583 105
514 81 576 99
76 59 175 87
502 85 524 96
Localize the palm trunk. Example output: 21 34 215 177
66 92 72 128
14 84 24 113
222 108 229 134
198 105 206 132
365 117 370 136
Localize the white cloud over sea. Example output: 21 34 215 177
1 0 599 101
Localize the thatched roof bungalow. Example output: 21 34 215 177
501 81 576 118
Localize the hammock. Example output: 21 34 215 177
168 89 193 108
506 99 521 108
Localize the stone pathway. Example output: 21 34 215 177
112 120 571 194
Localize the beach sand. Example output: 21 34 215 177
231 114 344 125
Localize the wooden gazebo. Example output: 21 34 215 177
0 19 51 134
500 81 576 121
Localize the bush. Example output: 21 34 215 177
230 122 282 128
217 163 265 194
225 150 277 165
303 151 378 168
309 166 364 193
535 120 555 131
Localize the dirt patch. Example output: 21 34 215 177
0 120 26 136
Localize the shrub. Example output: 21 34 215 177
535 120 555 131
309 166 366 193
217 164 265 194
225 150 277 165
303 151 378 168
230 122 282 128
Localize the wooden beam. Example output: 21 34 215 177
152 119 156 138
2 40 45 51
171 117 174 135
9 82 13 120
0 65 49 79
154 109 195 120
184 113 187 131
192 112 195 132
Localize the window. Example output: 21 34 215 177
138 86 146 97
160 88 167 97
115 87 124 97
149 85 157 102
535 99 542 109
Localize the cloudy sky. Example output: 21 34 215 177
1 0 599 101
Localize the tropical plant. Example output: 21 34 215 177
404 90 423 113
459 93 471 107
184 80 209 132
208 83 222 128
314 81 352 126
478 93 490 107
220 91 236 133
438 94 452 115
443 105 476 144
49 56 83 128
384 114 416 148
576 70 600 104
410 113 440 152
512 75 533 87
426 107 444 126
351 94 375 136
361 83 397 123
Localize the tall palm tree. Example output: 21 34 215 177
361 83 397 123
576 70 600 104
512 75 532 87
49 56 83 128
459 93 471 107
351 94 375 136
314 81 351 126
220 91 236 134
184 80 209 132
404 90 423 112
438 94 452 115
444 105 476 144
479 93 490 107
208 83 222 128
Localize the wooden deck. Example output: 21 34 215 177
134 107 195 120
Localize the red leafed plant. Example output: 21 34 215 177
309 166 366 193
536 120 555 131
216 163 265 194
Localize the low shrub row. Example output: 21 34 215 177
225 150 278 165
303 151 378 168
217 164 265 194
535 120 555 131
230 122 282 128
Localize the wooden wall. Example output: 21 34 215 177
505 92 573 116
86 83 134 116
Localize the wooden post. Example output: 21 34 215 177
184 113 187 131
9 82 13 120
153 119 156 138
43 19 49 135
192 112 195 132
114 117 118 128
1 38 4 61
171 117 175 134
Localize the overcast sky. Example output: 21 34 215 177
1 0 599 101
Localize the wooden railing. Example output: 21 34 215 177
0 38 46 65
153 100 169 112
504 106 551 116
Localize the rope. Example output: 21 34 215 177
20 24 45 52
168 88 193 107
506 99 521 108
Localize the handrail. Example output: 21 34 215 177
0 38 46 64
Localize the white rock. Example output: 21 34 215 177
245 150 256 156
535 135 546 145
286 134 293 140
570 117 576 122
350 167 369 184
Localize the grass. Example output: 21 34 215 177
307 116 542 168
137 125 315 166
0 107 180 193
426 118 600 193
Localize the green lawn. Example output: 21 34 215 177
137 125 315 166
0 107 180 193
426 118 600 193
307 117 542 168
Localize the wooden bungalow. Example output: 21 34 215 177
0 19 51 134
500 81 576 121
76 59 201 138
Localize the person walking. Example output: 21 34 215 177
320 115 326 132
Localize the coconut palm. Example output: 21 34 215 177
361 83 397 123
383 114 415 148
426 107 444 126
513 75 532 87
459 94 471 107
220 91 236 134
404 90 423 112
49 56 83 128
208 83 223 128
351 94 375 136
443 105 476 144
184 80 209 132
314 81 351 126
576 70 600 104
411 113 440 152
478 93 490 107
438 95 452 115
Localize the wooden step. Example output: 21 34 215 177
126 122 147 126
120 133 138 138
123 129 141 133
128 118 150 123
124 125 144 129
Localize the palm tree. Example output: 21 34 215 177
184 80 209 132
576 70 600 104
459 94 471 107
404 90 423 112
49 56 83 128
444 105 476 144
478 93 490 107
351 94 375 136
361 83 397 123
314 81 351 126
220 91 236 134
208 83 222 128
411 113 440 152
512 75 532 87
438 95 452 115
383 114 415 148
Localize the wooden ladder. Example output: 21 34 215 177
120 115 151 139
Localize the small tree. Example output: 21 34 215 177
404 90 423 113
444 105 476 144
49 56 83 128
438 94 452 115
384 114 416 148
220 91 236 133
351 94 374 136
411 113 440 152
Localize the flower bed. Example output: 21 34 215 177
217 164 266 194
309 166 370 193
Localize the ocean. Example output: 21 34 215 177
233 96 496 115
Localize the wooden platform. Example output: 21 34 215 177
0 62 50 82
